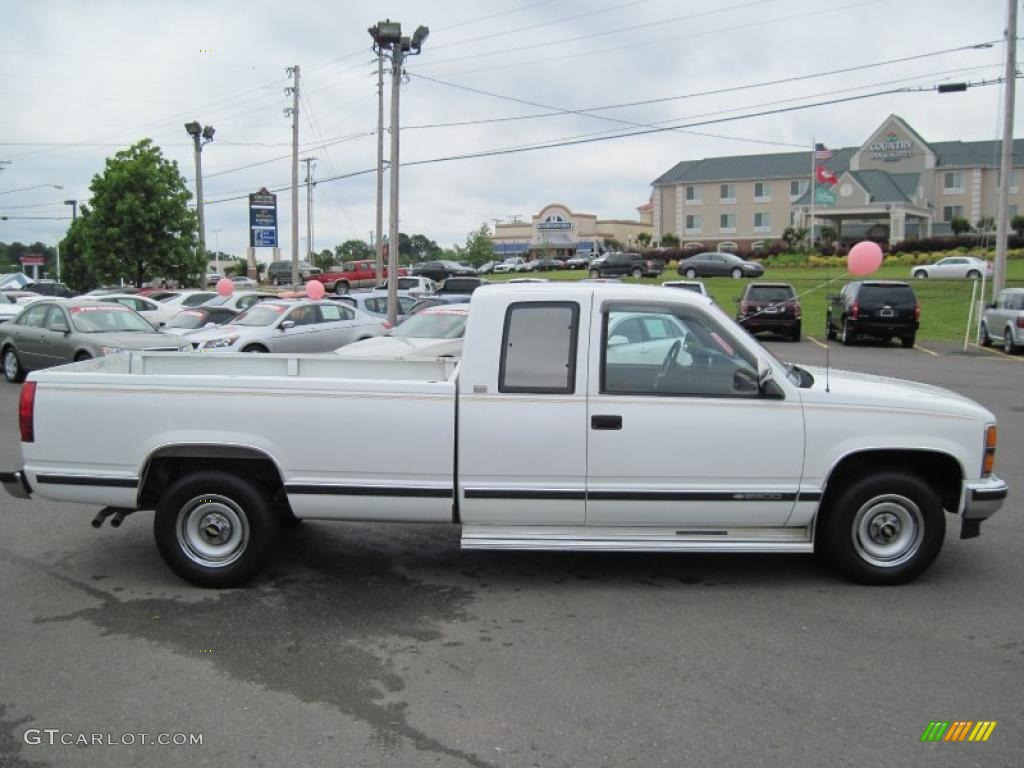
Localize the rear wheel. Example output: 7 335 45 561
900 334 916 349
731 268 742 279
2 347 25 383
153 471 279 588
631 267 643 279
1004 326 1019 354
242 344 268 353
589 268 601 278
334 281 349 295
684 268 697 279
840 319 855 346
74 352 92 362
819 472 944 585
966 270 980 280
790 322 801 342
271 276 280 286
913 270 927 279
980 322 992 347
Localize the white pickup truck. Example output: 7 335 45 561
2 284 1007 588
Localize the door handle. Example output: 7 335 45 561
591 414 622 430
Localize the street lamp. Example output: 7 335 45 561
185 120 215 286
63 199 78 221
368 18 429 326
0 183 63 196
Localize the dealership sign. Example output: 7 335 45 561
248 188 278 248
869 132 912 162
537 213 572 231
19 254 45 266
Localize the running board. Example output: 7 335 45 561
460 525 813 553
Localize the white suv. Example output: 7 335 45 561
493 257 526 273
981 288 1024 353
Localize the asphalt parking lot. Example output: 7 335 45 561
0 340 1021 768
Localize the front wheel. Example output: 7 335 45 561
819 472 944 585
242 344 268 353
631 267 643 279
271 276 280 286
334 281 349 295
966 270 980 280
589 268 601 278
2 347 25 383
731 268 742 279
74 352 92 362
153 471 279 588
684 268 697 279
913 270 927 279
980 322 992 347
1004 327 1019 354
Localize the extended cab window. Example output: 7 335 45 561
602 305 759 398
499 302 579 394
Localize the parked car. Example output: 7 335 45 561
438 276 490 294
1 300 189 382
158 290 219 310
332 290 419 323
201 291 278 313
205 272 222 287
379 276 437 297
476 261 498 275
980 287 1024 353
491 257 525 274
588 252 662 279
912 256 993 280
736 283 801 341
136 289 180 301
405 295 474 316
231 275 258 288
266 260 322 286
0 293 23 324
314 260 407 294
661 280 708 296
525 258 566 272
187 299 385 353
677 252 764 279
565 253 593 270
410 260 477 282
334 304 470 360
160 307 241 337
3 290 47 305
27 279 73 298
98 294 182 327
827 281 920 348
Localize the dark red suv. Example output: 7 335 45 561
736 283 801 341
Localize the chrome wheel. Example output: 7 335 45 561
1004 328 1015 354
176 494 250 569
851 494 924 568
4 350 19 381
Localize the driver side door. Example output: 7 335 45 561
586 301 805 527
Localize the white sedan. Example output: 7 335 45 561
911 256 993 280
334 304 469 359
98 294 182 327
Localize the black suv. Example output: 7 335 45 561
827 281 920 348
588 252 662 279
28 280 73 298
411 260 477 283
737 283 801 341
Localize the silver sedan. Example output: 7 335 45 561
911 256 993 280
186 299 386 353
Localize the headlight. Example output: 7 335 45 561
101 346 127 356
202 335 240 349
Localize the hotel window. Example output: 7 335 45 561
753 212 771 232
998 170 1019 192
942 205 964 222
789 210 798 226
789 180 808 200
944 172 963 194
684 214 702 233
685 185 701 204
754 182 771 201
719 213 736 232
720 183 736 203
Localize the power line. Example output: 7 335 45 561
433 0 562 33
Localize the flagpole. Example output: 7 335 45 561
809 138 816 251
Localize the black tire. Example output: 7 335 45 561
731 268 742 279
2 346 26 383
980 323 992 347
589 268 601 278
790 321 801 342
900 335 916 349
684 268 697 279
334 281 349 295
153 471 279 588
966 270 980 280
74 352 92 362
271 276 280 286
818 471 944 585
840 319 855 346
913 270 927 279
1004 327 1018 354
631 267 643 279
242 344 268 353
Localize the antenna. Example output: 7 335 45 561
825 244 831 393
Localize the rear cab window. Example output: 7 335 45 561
499 302 579 394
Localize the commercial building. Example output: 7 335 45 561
490 203 652 260
651 115 1024 252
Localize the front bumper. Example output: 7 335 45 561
960 476 1007 539
1 470 32 500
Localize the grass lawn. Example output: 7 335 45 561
485 260 1024 342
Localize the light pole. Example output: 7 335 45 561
185 121 215 286
369 19 429 326
63 199 78 221
0 183 63 196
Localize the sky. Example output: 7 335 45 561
0 0 1017 260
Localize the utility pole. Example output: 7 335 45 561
374 47 386 287
185 121 215 286
993 0 1017 297
302 157 317 261
285 65 301 286
211 228 222 275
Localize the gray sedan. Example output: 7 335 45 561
676 252 765 279
1 300 190 383
186 299 385 353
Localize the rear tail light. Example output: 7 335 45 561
914 302 921 321
850 301 859 319
983 424 997 477
19 382 36 443
1016 315 1024 329
793 303 802 318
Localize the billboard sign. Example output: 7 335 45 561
248 188 278 248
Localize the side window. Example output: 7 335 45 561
286 306 319 326
364 298 385 314
20 304 50 327
183 294 209 307
602 307 759 398
499 302 579 394
1012 294 1024 311
237 296 258 310
46 305 68 328
398 296 417 314
320 303 352 322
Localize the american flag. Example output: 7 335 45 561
814 143 833 161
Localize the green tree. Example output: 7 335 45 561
58 215 95 292
781 226 809 252
313 249 336 272
409 233 441 260
82 139 200 287
461 223 494 266
660 233 679 248
335 239 373 261
604 237 623 251
1011 214 1024 237
950 218 972 236
975 217 995 232
635 232 652 250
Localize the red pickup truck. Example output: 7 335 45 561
313 260 408 294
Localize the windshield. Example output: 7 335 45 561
233 304 288 326
747 286 795 302
70 306 156 333
393 309 468 339
164 309 210 329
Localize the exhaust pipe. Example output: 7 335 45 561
91 507 133 528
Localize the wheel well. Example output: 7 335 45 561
818 450 963 523
242 343 269 353
138 448 291 519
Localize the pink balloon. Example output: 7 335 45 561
848 240 883 276
216 277 234 296
304 280 325 300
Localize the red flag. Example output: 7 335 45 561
816 164 838 185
